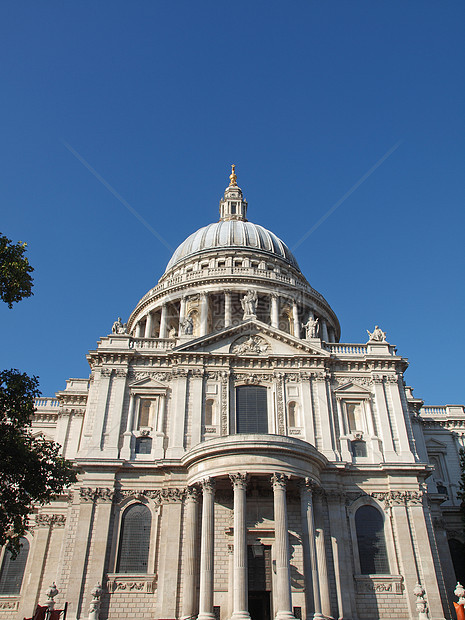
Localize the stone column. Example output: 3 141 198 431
320 319 329 342
144 311 154 338
271 473 295 620
313 494 331 619
271 294 279 328
179 296 187 333
84 489 115 614
120 393 136 459
135 322 143 338
228 544 234 619
198 478 216 620
200 293 209 336
225 291 232 327
299 480 324 620
326 492 355 620
292 302 300 338
230 473 250 620
159 304 168 338
182 486 201 620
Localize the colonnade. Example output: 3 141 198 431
182 473 329 620
133 290 336 341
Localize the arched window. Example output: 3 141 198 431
0 538 29 594
236 386 268 434
288 402 297 427
355 505 389 574
135 436 152 454
205 399 214 426
116 504 152 573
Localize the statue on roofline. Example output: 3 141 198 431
112 317 127 334
367 325 387 342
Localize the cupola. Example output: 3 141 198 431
219 164 248 221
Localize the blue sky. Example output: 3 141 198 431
1 1 464 404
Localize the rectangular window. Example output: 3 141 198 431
236 386 268 434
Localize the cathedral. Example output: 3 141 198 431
1 168 464 620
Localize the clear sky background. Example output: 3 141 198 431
1 1 464 404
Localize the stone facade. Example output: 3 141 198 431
2 170 464 620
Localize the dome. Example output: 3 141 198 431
164 220 300 273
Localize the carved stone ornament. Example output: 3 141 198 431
80 487 115 503
36 513 66 527
229 473 248 490
231 335 270 356
234 372 271 385
355 575 403 595
275 373 285 435
347 490 424 509
221 371 229 436
0 600 19 610
201 477 216 494
107 574 157 594
271 472 289 491
115 487 186 504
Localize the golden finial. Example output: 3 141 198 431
229 164 237 187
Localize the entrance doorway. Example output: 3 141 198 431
248 545 271 620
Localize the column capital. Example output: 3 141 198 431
229 472 248 490
271 472 289 491
201 477 216 494
185 485 201 503
298 477 319 495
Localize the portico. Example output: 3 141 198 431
182 435 329 620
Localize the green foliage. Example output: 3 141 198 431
0 233 34 308
0 370 77 556
457 448 465 530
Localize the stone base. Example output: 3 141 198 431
230 612 251 620
275 612 296 620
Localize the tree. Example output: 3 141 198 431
0 236 76 556
0 233 34 308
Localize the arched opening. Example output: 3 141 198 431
288 402 298 427
355 505 389 574
205 399 214 426
117 504 152 573
449 538 465 585
0 538 29 595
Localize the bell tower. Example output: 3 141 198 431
219 164 248 221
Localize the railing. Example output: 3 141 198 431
136 265 328 307
325 343 368 355
420 405 465 417
132 338 175 350
34 398 60 409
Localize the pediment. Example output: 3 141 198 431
128 376 168 391
425 437 447 451
172 319 330 357
334 381 372 397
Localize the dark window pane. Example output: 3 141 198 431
352 441 367 457
0 538 29 594
236 386 268 434
117 504 151 573
355 505 389 574
135 437 152 454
